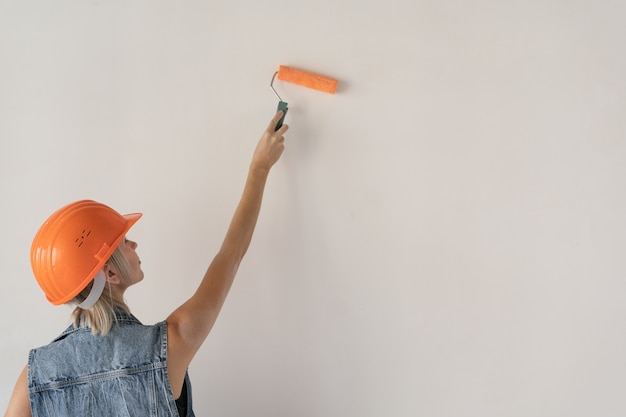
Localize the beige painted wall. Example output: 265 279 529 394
1 1 625 415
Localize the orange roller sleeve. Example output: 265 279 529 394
277 65 338 94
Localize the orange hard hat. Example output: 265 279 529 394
30 200 142 305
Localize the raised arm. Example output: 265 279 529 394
166 112 288 397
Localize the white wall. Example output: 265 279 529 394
2 1 626 416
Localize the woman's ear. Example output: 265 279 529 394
103 264 121 285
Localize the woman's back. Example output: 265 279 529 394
29 310 193 417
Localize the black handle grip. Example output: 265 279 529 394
275 101 288 131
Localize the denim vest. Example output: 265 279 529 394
27 310 194 417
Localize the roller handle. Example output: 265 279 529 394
275 101 288 131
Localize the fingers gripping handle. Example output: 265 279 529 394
275 101 288 131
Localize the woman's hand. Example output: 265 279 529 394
251 111 288 172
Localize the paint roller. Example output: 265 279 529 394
270 65 338 130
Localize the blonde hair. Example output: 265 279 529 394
69 246 132 335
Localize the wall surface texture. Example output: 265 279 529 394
1 1 625 416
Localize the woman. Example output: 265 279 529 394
4 111 288 417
